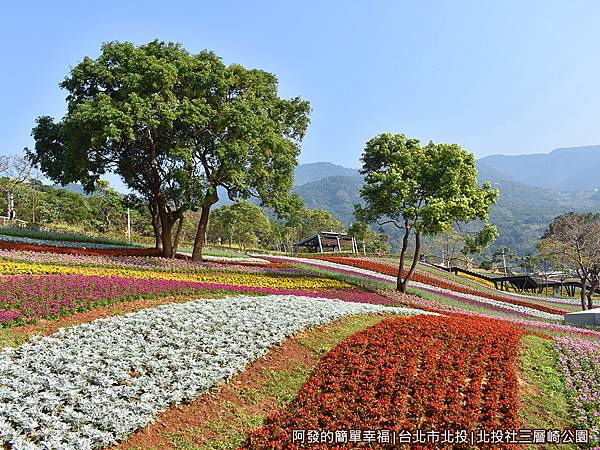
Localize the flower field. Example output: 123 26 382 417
0 295 420 449
0 249 300 274
270 255 566 321
0 274 400 326
0 238 160 256
246 315 524 447
0 260 351 290
0 239 595 449
0 234 141 250
554 336 600 443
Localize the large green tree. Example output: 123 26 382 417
355 133 498 292
27 40 309 259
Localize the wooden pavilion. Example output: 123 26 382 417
292 231 361 254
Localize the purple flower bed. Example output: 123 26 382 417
0 275 393 326
554 336 600 443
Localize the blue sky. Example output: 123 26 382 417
2 0 600 174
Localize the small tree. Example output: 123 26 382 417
347 222 391 254
89 180 125 233
429 229 464 267
355 133 498 292
295 209 345 238
208 201 271 251
347 222 377 252
538 212 600 310
229 201 272 251
521 253 538 275
374 228 391 255
0 155 34 220
490 247 518 276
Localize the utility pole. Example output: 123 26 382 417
127 208 131 242
502 249 508 278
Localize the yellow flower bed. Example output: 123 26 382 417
456 271 497 289
0 260 352 290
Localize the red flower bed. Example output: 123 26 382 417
0 240 160 257
245 315 524 449
316 257 566 315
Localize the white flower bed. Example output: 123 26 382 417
0 234 136 250
202 254 269 263
0 295 427 449
178 252 269 263
266 255 563 320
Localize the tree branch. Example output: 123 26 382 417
376 219 403 230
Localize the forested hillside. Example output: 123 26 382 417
47 158 600 256
292 162 600 255
292 176 363 223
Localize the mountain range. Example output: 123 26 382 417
292 145 600 255
477 145 600 191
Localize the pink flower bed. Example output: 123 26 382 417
0 274 392 325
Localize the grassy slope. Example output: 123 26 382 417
518 334 577 449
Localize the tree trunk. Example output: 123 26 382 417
587 278 598 310
172 215 185 255
156 199 176 259
401 230 421 293
192 201 215 261
396 222 411 292
580 278 588 310
161 226 174 258
149 201 161 249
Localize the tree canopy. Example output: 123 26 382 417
538 212 600 310
27 40 310 259
355 133 498 292
208 201 272 251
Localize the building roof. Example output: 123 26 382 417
292 231 353 248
